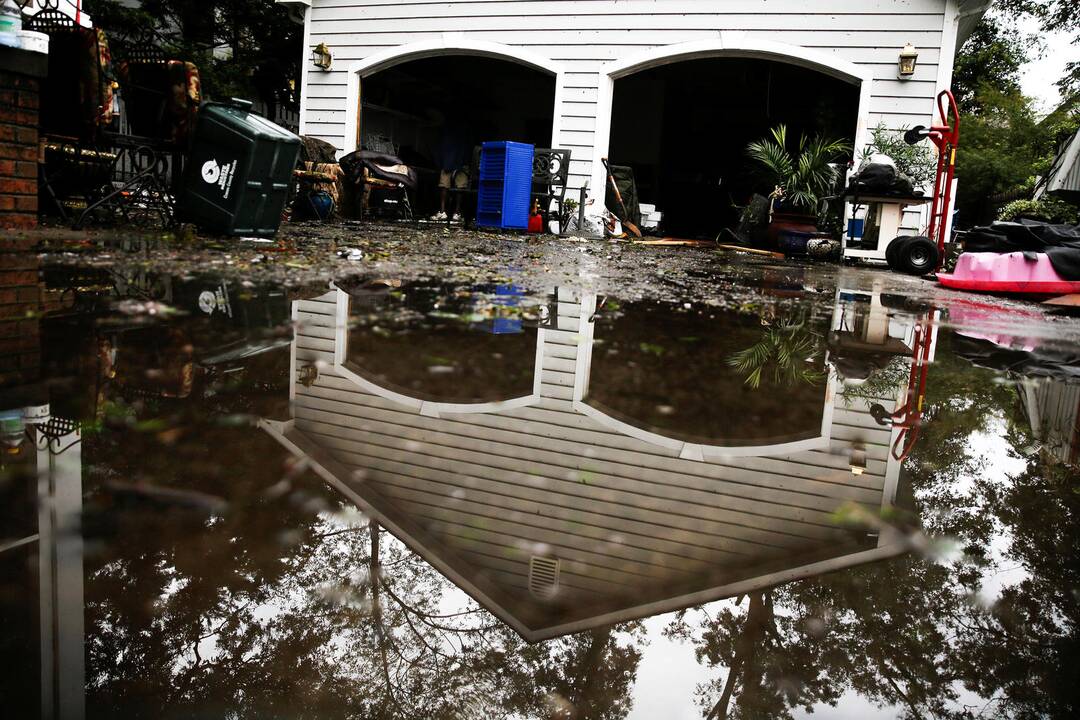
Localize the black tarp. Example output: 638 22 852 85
845 162 917 198
953 333 1080 382
963 220 1080 280
339 150 418 190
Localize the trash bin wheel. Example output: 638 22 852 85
897 235 940 276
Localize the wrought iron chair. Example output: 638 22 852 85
532 148 572 232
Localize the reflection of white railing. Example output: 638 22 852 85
23 0 92 28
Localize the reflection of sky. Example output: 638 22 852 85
967 424 1029 604
622 608 905 719
625 613 709 720
623 609 900 719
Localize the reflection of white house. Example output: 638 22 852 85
264 287 917 640
1019 379 1080 465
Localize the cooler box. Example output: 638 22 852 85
178 99 301 237
477 141 533 230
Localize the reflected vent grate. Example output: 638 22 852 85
529 556 560 599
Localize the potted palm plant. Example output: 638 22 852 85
746 125 851 246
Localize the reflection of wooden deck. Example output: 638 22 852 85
269 288 907 640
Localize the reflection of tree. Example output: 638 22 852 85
83 420 644 719
726 318 825 390
669 334 1080 719
954 456 1080 718
667 557 968 720
510 624 644 720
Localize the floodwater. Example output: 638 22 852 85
2 245 1079 720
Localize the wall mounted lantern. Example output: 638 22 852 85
898 43 918 78
849 444 868 476
298 364 320 387
312 43 332 70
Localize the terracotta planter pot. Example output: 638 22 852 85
768 211 818 246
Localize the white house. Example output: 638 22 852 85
280 0 986 233
262 283 928 640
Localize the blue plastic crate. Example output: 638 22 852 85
476 141 534 230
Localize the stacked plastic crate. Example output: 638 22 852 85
477 141 533 230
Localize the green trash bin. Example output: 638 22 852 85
178 99 301 237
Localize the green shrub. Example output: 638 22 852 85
998 198 1078 225
863 124 938 189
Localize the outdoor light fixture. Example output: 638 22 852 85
312 43 332 70
849 444 868 476
898 43 918 78
298 364 319 387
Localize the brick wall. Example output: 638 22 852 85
0 68 39 231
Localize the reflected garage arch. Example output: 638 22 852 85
332 283 546 416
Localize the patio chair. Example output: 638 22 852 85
532 148 571 230
339 149 417 222
26 4 180 228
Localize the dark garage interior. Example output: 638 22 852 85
607 57 860 239
358 56 556 218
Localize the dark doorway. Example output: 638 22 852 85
360 56 556 218
608 57 860 239
585 300 831 447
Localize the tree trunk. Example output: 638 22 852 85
569 627 611 720
707 592 773 720
369 521 395 716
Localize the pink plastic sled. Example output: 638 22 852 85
937 252 1080 295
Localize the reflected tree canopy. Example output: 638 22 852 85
663 332 1080 719
82 419 643 719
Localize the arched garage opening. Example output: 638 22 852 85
600 42 865 241
581 299 834 452
333 281 542 415
345 45 557 221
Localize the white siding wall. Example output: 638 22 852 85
300 0 960 214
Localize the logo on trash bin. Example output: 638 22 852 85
201 160 222 185
200 158 237 199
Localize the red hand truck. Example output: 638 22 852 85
904 89 961 272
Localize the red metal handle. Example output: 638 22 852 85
935 90 960 146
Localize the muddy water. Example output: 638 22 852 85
2 249 1078 719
